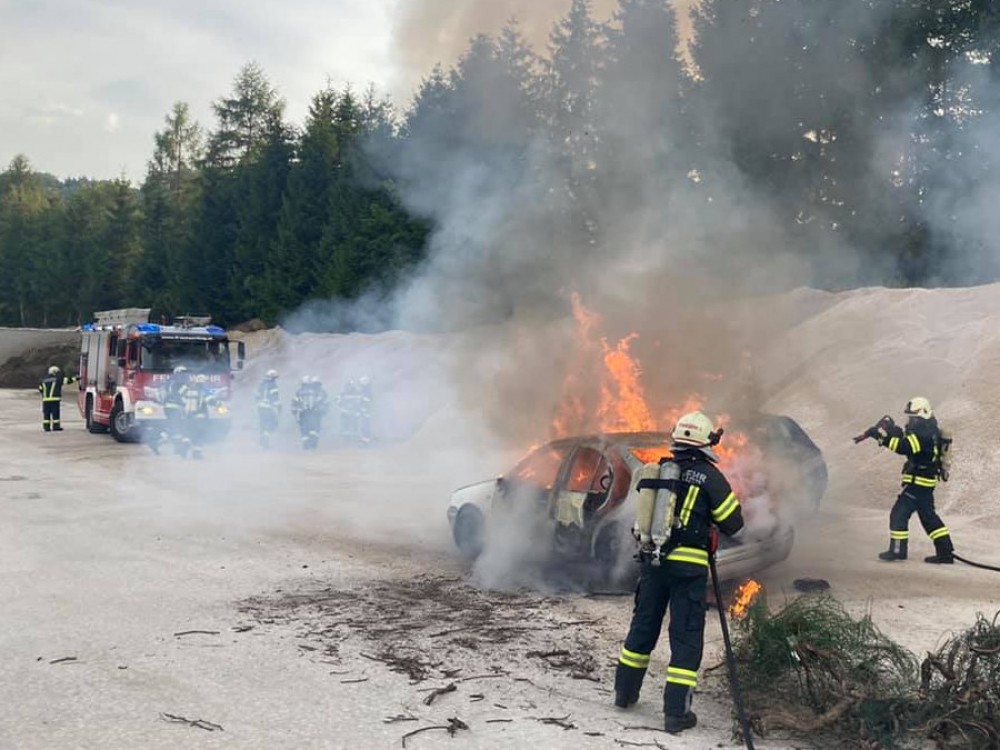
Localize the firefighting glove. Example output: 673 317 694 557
863 426 881 441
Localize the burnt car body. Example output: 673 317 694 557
446 414 826 584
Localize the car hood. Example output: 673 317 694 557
448 479 498 513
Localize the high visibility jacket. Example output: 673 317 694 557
292 385 329 417
38 374 78 402
880 417 942 488
662 448 745 572
178 383 216 418
256 379 280 410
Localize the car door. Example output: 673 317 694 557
551 445 611 529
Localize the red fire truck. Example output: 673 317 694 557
78 308 245 442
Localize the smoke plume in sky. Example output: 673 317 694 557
390 0 700 97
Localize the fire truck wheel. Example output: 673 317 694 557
109 401 139 443
85 397 108 434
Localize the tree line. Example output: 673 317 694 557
2 0 998 329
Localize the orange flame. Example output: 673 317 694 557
728 579 764 619
551 293 749 464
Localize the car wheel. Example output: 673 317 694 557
109 401 139 443
453 506 485 560
85 397 108 434
594 523 633 588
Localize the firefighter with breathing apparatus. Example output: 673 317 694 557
149 366 186 455
292 376 329 451
614 411 746 734
256 369 281 449
176 371 218 460
38 365 78 432
856 397 954 564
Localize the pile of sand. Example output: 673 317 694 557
756 283 1000 522
0 328 79 388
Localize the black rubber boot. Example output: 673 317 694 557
878 539 907 562
925 538 954 564
925 535 954 564
664 712 697 734
924 554 954 564
613 663 645 709
614 690 637 708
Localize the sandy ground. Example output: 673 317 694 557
4 286 1000 749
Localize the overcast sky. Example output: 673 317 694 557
0 0 402 182
0 0 696 184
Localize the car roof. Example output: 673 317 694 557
545 432 673 450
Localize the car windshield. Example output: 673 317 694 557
140 338 230 373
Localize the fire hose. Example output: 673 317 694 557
709 550 756 750
952 554 1000 573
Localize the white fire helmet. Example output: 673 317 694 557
671 411 717 448
302 375 312 384
48 365 59 375
358 375 371 387
904 396 933 419
173 366 187 375
266 369 278 379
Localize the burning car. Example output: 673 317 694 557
446 414 826 584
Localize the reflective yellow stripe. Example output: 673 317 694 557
713 492 739 523
888 437 900 452
666 547 709 567
907 434 921 453
890 531 909 540
666 666 698 687
679 486 699 527
619 647 650 669
901 474 913 483
913 476 937 488
929 527 950 540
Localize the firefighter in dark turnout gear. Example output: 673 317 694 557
863 397 954 564
149 366 187 455
256 370 281 449
291 376 329 451
176 375 219 460
615 411 746 734
38 366 78 431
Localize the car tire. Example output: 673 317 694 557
85 397 109 434
594 523 633 589
453 506 485 560
109 401 139 443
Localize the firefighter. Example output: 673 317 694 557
256 369 281 449
292 376 329 451
337 378 361 439
38 365 79 432
176 374 218 460
614 411 746 734
149 366 186 455
862 397 954 564
356 375 373 444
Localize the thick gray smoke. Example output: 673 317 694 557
384 0 828 447
391 1 700 96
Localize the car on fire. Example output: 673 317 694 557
446 414 827 584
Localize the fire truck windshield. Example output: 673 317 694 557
140 338 230 373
